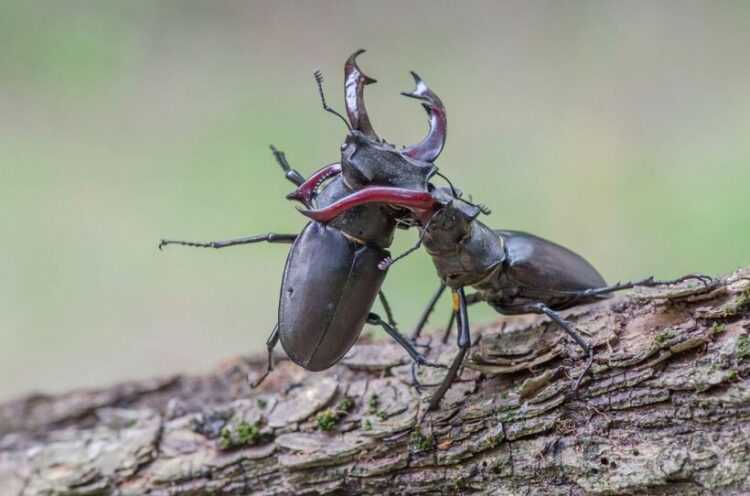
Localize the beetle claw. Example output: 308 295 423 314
568 349 594 397
409 361 445 392
649 273 717 289
408 352 449 392
378 257 393 271
249 370 271 389
684 273 717 287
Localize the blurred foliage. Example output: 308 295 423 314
1 1 748 399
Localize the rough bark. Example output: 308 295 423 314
2 268 750 496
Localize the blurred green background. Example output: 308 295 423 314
1 1 748 401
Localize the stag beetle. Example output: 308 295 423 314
301 144 713 411
159 50 450 385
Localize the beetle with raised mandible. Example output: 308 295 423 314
302 158 713 411
159 50 450 386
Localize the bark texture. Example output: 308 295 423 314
2 268 750 495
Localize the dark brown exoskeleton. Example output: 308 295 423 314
300 103 714 411
159 51 450 385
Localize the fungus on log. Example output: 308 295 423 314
2 268 750 495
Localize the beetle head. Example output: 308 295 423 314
292 50 450 219
339 130 435 191
339 50 446 191
422 187 481 247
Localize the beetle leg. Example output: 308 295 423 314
377 291 398 330
440 311 456 344
440 292 482 343
643 273 715 288
412 286 481 342
367 312 446 391
367 313 444 367
158 233 297 250
269 145 305 186
379 290 434 350
570 273 716 299
411 283 447 340
250 324 280 388
378 291 432 352
407 362 447 392
428 288 472 411
521 302 593 395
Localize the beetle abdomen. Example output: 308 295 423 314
498 230 606 291
278 222 387 371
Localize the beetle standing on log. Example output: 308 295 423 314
159 51 449 386
298 69 714 411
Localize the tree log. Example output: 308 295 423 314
2 268 750 495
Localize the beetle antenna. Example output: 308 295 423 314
313 69 351 131
435 171 459 198
464 194 492 216
378 214 437 271
439 180 491 216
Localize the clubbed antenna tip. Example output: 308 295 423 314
313 69 324 87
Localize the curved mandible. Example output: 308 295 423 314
298 186 436 223
401 71 447 163
344 49 379 140
286 163 342 207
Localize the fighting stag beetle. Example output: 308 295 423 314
159 50 449 385
301 156 713 412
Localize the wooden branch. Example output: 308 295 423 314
2 268 750 495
